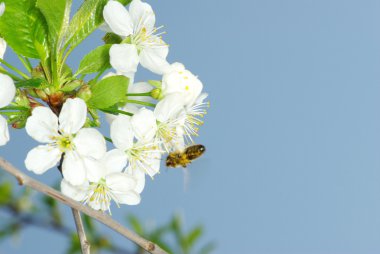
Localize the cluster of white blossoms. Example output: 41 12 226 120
0 0 208 214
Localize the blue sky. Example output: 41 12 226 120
2 0 380 253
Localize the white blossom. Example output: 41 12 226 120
0 73 15 146
61 150 143 213
153 94 186 151
110 114 162 178
162 63 203 107
0 73 15 108
178 93 209 144
104 0 170 75
25 98 106 186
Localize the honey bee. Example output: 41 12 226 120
166 144 206 168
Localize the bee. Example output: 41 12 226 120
166 144 206 168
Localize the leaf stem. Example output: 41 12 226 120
100 108 134 117
126 92 152 97
17 55 32 73
0 59 29 79
104 136 113 143
0 106 28 111
0 68 22 81
126 100 156 108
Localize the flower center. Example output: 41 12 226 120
89 178 109 202
131 25 167 51
125 142 161 175
156 121 180 152
54 135 74 152
85 178 113 212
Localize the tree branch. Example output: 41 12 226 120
0 206 134 254
0 157 168 254
72 208 91 254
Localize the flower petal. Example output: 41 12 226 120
162 69 203 106
74 128 106 159
59 98 87 135
130 108 157 141
0 115 9 146
103 0 133 37
110 115 134 151
139 46 170 75
61 180 88 202
138 150 161 177
83 156 105 183
110 44 139 74
114 190 141 205
62 151 87 186
25 145 61 174
25 107 59 143
154 93 184 122
0 73 15 108
129 0 155 32
0 3 5 17
106 172 136 192
103 149 128 175
0 37 6 59
126 166 145 193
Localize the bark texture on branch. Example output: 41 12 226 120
72 208 91 254
0 157 168 254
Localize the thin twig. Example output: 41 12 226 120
0 157 168 254
72 209 91 254
57 158 89 254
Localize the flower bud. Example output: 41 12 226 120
31 65 45 79
150 88 162 100
35 89 49 102
77 84 92 102
9 111 30 129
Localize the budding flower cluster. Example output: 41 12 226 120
0 0 208 213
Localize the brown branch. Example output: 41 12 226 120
0 157 168 254
0 206 134 254
72 208 91 254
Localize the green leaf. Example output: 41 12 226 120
199 242 217 254
0 0 49 58
186 226 203 251
77 45 112 75
36 0 72 44
88 75 129 109
128 215 144 235
103 33 123 44
66 0 108 49
0 182 12 205
118 0 133 5
15 78 47 89
61 80 83 92
66 0 132 50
